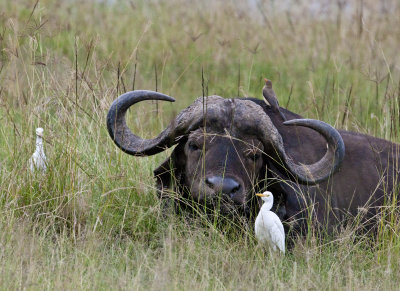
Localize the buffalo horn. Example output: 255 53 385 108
106 90 225 155
271 119 345 184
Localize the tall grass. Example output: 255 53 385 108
0 0 399 289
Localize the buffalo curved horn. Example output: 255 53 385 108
272 119 345 184
107 90 176 155
232 99 344 185
107 90 226 156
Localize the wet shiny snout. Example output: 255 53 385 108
205 176 241 198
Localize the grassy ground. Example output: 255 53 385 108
0 0 400 289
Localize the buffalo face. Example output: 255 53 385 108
182 128 265 213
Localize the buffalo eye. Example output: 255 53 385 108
188 141 200 151
248 152 261 161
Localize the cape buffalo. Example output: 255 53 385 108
107 85 399 234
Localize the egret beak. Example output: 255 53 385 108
256 193 270 197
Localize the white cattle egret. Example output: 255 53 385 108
255 191 285 254
29 127 47 174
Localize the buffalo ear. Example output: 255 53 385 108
154 156 175 198
153 142 186 199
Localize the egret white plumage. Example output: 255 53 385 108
255 191 285 254
29 127 47 174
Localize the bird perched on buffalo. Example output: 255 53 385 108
255 191 285 254
262 78 286 121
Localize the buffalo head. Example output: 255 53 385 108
107 90 344 215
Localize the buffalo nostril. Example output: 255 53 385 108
229 184 240 197
205 176 221 189
227 183 240 198
205 177 215 188
232 183 240 192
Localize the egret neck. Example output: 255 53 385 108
36 135 45 157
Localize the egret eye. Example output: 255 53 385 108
188 141 200 151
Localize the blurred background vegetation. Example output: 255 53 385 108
0 0 399 289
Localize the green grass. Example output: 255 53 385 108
0 0 400 289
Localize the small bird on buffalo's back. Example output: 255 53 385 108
29 127 47 174
262 78 286 121
255 191 285 254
